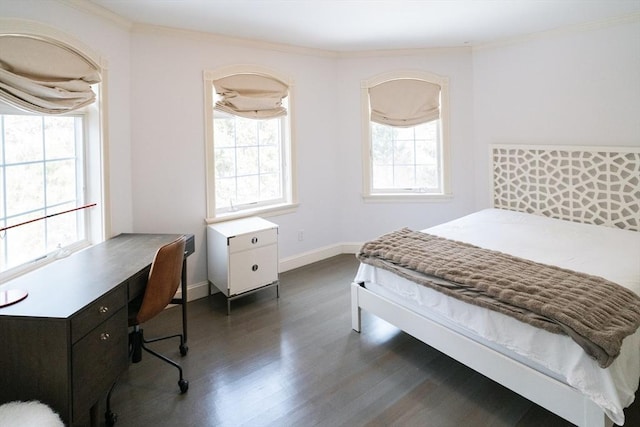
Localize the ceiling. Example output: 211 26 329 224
88 0 640 51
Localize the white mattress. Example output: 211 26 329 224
354 208 640 425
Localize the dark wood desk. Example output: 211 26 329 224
0 233 195 426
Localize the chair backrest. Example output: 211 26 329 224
134 236 186 325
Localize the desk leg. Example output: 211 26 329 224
181 258 188 344
89 401 99 427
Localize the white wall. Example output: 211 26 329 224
472 20 640 207
0 0 134 236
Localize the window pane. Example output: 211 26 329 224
371 121 441 192
214 117 235 147
0 167 4 219
372 165 393 188
236 175 259 205
415 139 437 165
259 146 280 173
214 147 236 178
417 165 439 189
414 120 435 139
394 126 415 140
236 118 257 147
45 116 76 159
393 140 415 165
213 110 286 211
394 165 415 188
259 120 278 146
0 113 87 275
6 211 46 266
260 173 280 200
4 115 43 163
46 202 78 252
5 163 44 216
215 177 236 210
236 146 259 176
371 123 393 165
46 159 77 205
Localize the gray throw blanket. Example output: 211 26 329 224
357 228 640 368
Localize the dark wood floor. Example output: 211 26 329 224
106 255 638 427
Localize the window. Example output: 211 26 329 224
0 27 106 281
204 66 296 220
0 113 88 273
362 71 451 200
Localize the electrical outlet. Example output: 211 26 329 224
298 230 304 241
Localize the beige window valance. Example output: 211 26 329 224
213 74 288 119
0 34 101 114
369 78 440 127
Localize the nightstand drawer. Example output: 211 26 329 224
229 228 277 253
229 244 278 295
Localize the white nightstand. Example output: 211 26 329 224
207 217 279 314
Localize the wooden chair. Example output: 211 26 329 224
105 236 189 426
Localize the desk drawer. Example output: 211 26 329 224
229 228 277 253
71 286 127 343
72 307 128 421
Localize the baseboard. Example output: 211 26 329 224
179 242 362 303
279 242 361 272
175 280 210 302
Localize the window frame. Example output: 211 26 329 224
0 103 105 282
204 65 298 222
0 19 108 283
361 70 452 201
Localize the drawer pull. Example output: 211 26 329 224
99 306 109 314
251 237 258 244
252 264 259 272
100 332 111 341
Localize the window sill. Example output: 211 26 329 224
205 202 300 224
0 240 92 285
362 193 453 203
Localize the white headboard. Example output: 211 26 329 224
491 144 640 231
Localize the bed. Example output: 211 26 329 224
351 145 640 427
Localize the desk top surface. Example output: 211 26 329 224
0 233 193 319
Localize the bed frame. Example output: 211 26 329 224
351 144 640 427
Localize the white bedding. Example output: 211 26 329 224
354 208 640 425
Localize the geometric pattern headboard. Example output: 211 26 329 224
492 144 640 231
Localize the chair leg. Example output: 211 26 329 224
104 327 188 426
130 327 143 363
144 331 189 356
138 328 189 393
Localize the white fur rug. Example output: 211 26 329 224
0 401 64 427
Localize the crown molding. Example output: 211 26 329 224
336 45 471 59
59 0 133 30
131 22 339 58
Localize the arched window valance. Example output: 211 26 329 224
213 73 288 120
369 78 440 128
0 34 102 114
